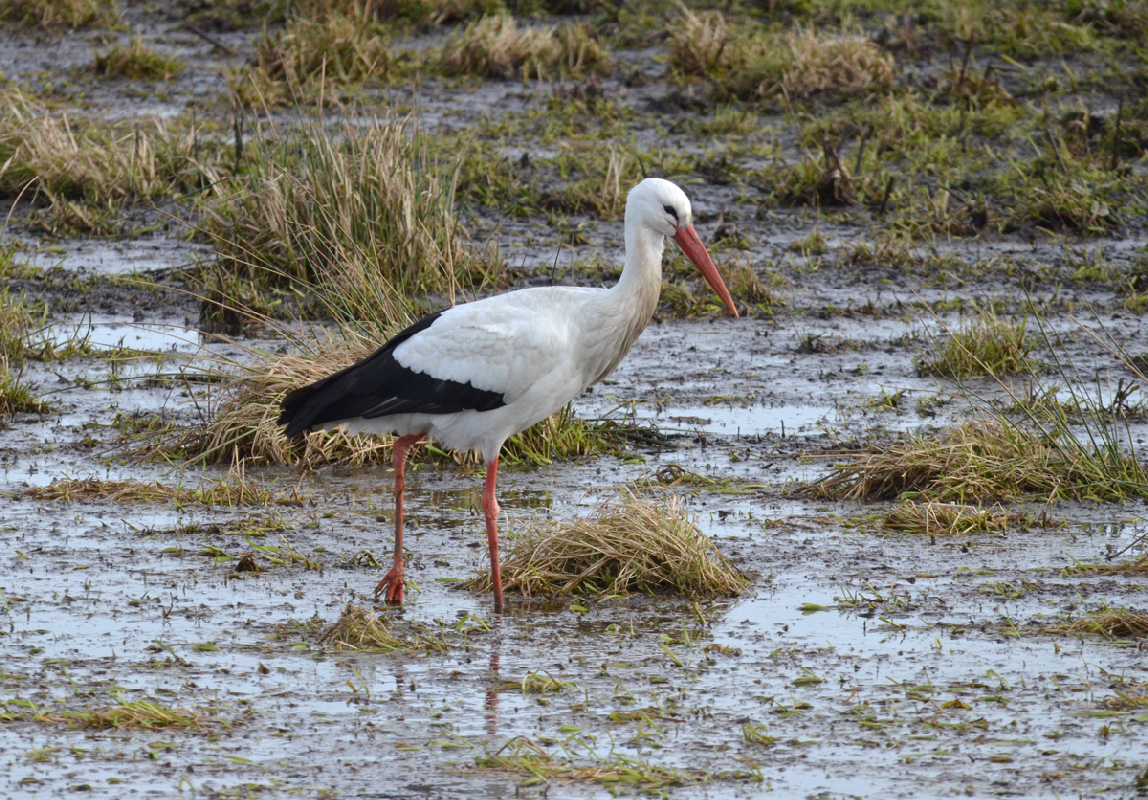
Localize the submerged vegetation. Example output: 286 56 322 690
472 737 740 792
24 475 299 507
0 692 214 730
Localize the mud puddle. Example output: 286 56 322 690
15 237 210 277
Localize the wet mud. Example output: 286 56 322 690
2 6 1147 800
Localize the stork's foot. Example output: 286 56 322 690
374 564 404 605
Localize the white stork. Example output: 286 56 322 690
278 178 738 612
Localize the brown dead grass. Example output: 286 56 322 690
467 491 748 599
440 15 610 80
231 8 401 105
1065 556 1148 576
881 501 1013 536
0 89 224 233
318 604 410 652
781 27 895 98
1047 609 1148 640
806 418 1148 504
669 10 894 101
175 339 387 468
24 475 300 507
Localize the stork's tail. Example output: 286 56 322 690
278 379 329 438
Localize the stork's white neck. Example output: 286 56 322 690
616 220 666 304
579 221 666 387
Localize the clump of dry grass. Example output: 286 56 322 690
231 8 403 105
24 475 299 507
1065 556 1148 576
0 0 122 28
780 27 895 98
204 114 469 300
1047 609 1148 640
880 501 1013 536
4 691 211 730
668 10 894 101
318 604 411 652
440 15 610 81
807 417 1148 504
92 34 185 80
466 491 748 599
172 339 393 467
0 90 224 233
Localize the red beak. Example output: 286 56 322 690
671 224 739 317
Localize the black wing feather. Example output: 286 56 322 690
278 311 507 438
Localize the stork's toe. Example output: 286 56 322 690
374 566 404 605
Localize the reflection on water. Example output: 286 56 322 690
40 317 202 354
663 403 836 437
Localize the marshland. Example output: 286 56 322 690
1 0 1147 797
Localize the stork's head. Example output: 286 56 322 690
626 178 738 317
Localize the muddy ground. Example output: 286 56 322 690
2 3 1147 799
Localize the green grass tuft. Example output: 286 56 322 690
92 34 185 80
0 0 121 28
918 309 1035 379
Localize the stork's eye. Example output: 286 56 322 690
663 204 679 222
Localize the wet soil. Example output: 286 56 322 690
2 6 1147 800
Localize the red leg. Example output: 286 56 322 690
375 432 424 605
483 457 505 613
